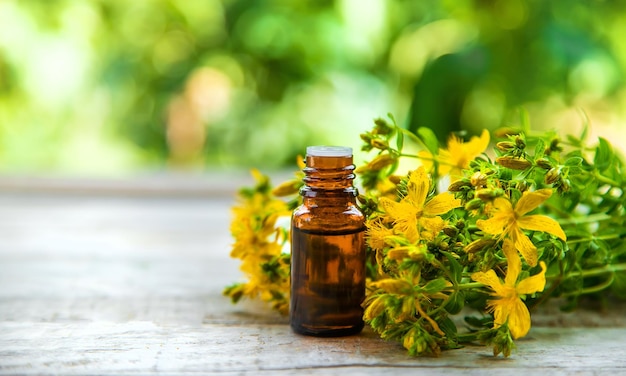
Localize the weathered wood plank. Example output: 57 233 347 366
1 192 625 375
2 322 626 375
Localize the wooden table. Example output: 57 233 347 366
1 175 625 375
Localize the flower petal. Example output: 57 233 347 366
471 269 507 296
379 197 401 218
508 298 531 339
476 214 509 236
492 196 514 214
418 216 445 240
380 199 420 243
467 129 491 157
517 214 567 241
407 167 430 209
366 220 394 251
511 226 538 267
488 298 509 329
515 189 552 216
423 192 461 216
502 238 521 286
516 261 547 295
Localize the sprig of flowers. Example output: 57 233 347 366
223 169 294 315
225 112 626 357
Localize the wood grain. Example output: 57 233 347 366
1 186 625 375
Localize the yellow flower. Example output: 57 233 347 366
379 167 461 243
230 169 289 259
226 169 291 315
476 188 566 266
366 218 395 251
471 239 547 339
419 129 490 180
272 156 305 196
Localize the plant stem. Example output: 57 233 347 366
561 274 615 297
398 153 422 159
453 282 484 291
563 263 626 279
557 213 612 226
593 172 621 187
566 234 623 244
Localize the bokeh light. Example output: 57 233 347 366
0 0 624 176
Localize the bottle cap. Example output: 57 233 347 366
306 146 352 157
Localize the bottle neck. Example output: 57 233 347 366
300 154 357 200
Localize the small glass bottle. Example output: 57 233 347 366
290 145 366 337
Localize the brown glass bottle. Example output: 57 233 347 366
290 146 366 337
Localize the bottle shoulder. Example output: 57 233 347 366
293 202 364 215
292 203 365 231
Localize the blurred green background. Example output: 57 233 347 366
1 0 625 176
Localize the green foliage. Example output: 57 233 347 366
1 1 626 172
225 113 626 358
357 114 626 356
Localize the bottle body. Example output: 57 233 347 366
290 146 366 337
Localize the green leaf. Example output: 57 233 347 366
594 137 613 171
566 166 583 176
444 291 465 315
565 156 583 167
438 315 458 336
417 127 440 155
464 315 492 329
422 278 448 294
396 128 404 152
442 251 463 284
613 271 626 299
566 134 583 147
534 138 546 160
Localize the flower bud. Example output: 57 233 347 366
544 168 560 185
470 172 488 187
448 178 471 192
367 154 395 171
408 246 428 260
496 156 532 170
415 337 427 355
443 226 458 237
371 139 389 150
360 133 374 152
388 175 403 184
476 188 504 201
546 138 562 153
272 181 300 196
456 219 466 230
387 248 409 261
515 135 526 149
516 180 529 192
494 127 520 138
496 141 515 152
373 118 393 135
465 198 483 211
403 332 416 352
371 278 410 293
464 238 496 254
363 296 386 321
535 158 553 170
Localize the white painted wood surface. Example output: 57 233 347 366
1 177 625 375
